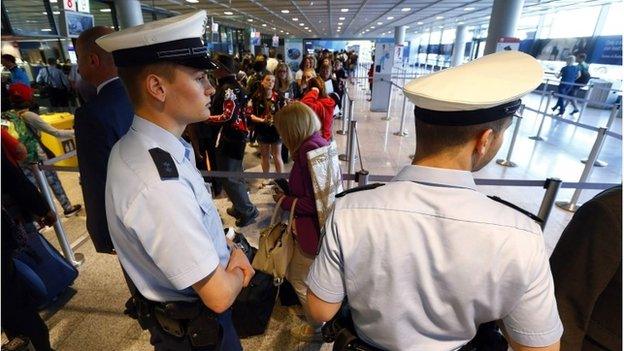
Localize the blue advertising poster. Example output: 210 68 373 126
519 39 534 54
591 35 622 65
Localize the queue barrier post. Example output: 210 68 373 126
497 105 525 167
537 178 562 230
536 79 549 116
394 94 409 137
529 92 553 141
576 84 594 123
356 170 370 187
556 127 608 212
339 108 358 162
337 93 350 135
31 162 84 268
347 120 358 189
382 83 394 121
580 103 617 168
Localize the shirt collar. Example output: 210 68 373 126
393 165 477 191
131 115 191 163
96 77 119 94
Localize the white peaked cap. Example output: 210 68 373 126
403 51 543 125
96 10 217 69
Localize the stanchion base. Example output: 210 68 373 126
336 130 348 135
555 201 579 213
381 117 392 121
393 131 409 137
529 136 544 141
339 154 358 161
408 154 414 159
71 252 85 268
496 159 517 167
581 159 608 167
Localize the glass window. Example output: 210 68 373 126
544 6 601 38
601 3 624 36
4 0 57 36
91 1 115 29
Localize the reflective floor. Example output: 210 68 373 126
14 77 621 350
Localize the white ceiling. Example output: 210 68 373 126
140 0 616 38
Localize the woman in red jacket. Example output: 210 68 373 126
300 70 336 141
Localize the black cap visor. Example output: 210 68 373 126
414 99 522 126
112 37 218 70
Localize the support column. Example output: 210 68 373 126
450 24 467 67
483 0 524 55
394 26 406 46
114 0 143 29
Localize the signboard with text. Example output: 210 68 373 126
63 0 77 11
77 0 90 13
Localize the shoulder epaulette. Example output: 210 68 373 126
487 195 543 224
148 148 178 180
336 183 385 198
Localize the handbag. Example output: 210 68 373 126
229 232 279 338
251 197 297 285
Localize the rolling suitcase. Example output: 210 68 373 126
13 231 78 309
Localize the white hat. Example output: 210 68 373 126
96 10 217 69
404 51 543 126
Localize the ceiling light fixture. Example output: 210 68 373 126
464 7 474 11
262 24 267 27
339 17 345 20
281 9 290 13
186 0 198 3
417 21 423 25
224 11 233 15
304 26 309 29
247 18 253 22
100 8 111 12
299 23 304 26
42 28 52 31
53 11 60 15
377 22 383 25
340 8 349 12
436 16 444 19
387 16 394 20
405 25 410 28
292 17 298 21
458 21 464 25
272 27 276 30
401 7 411 12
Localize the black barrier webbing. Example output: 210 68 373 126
40 165 618 192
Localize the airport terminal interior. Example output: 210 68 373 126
0 0 622 350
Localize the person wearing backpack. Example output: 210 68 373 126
565 53 591 116
36 58 71 112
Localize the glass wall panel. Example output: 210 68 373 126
4 0 56 36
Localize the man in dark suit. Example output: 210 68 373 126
74 26 134 253
550 186 621 351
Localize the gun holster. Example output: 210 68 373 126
322 302 383 351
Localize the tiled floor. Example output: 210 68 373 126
20 76 622 350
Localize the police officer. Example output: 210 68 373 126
98 11 254 350
305 52 563 351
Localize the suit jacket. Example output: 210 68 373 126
74 78 133 253
550 186 622 351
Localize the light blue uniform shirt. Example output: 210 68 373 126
105 116 229 302
307 165 563 351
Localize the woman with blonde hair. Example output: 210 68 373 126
273 101 329 342
274 62 299 99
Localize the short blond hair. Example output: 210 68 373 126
274 101 320 151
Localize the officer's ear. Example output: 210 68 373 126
145 74 167 103
474 128 495 157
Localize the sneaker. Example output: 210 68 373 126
290 324 323 343
63 204 82 217
226 207 241 219
551 106 558 111
570 109 579 115
236 207 259 227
